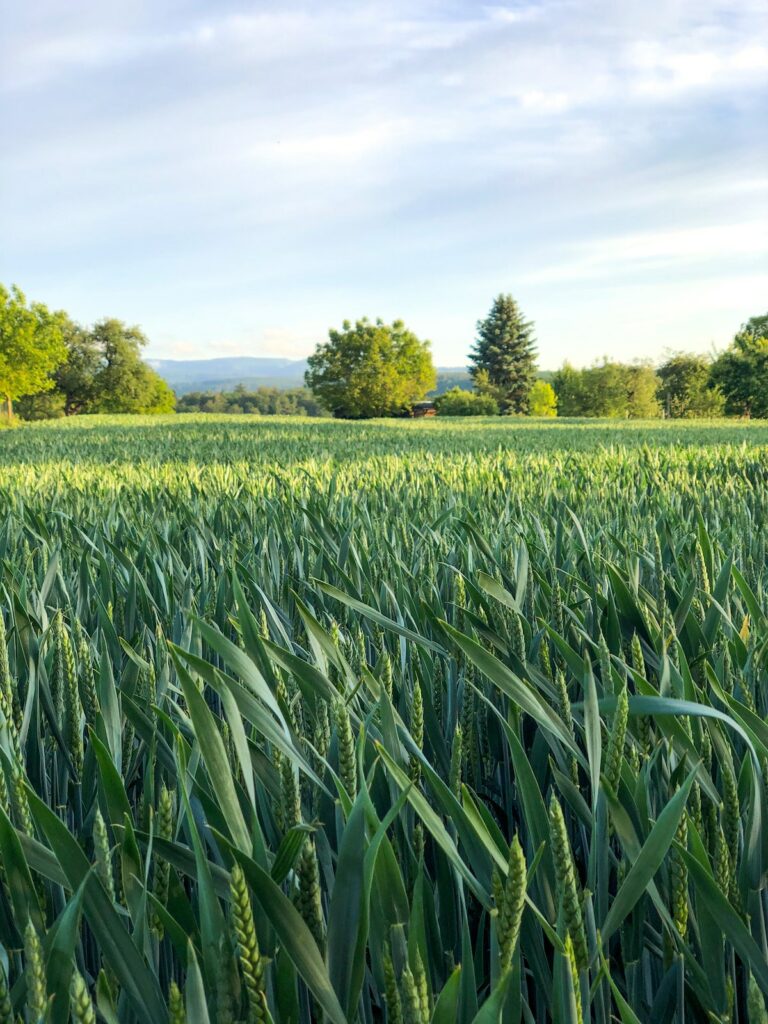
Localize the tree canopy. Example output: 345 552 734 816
552 360 661 418
18 316 175 418
470 294 537 414
177 385 326 416
528 379 557 417
657 353 724 418
710 314 768 418
87 319 175 414
434 387 499 416
305 318 436 418
9 283 768 424
0 284 67 417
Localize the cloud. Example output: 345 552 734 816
629 42 768 98
1 0 766 366
522 222 768 285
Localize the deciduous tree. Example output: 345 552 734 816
657 353 724 418
528 380 557 417
305 318 436 418
710 315 768 417
0 284 67 417
552 360 661 418
88 319 175 414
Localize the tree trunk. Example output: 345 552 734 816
5 395 10 419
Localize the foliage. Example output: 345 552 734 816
710 314 768 417
553 360 661 418
305 318 436 418
657 353 725 418
0 415 767 1021
16 315 176 420
177 384 327 416
0 284 67 417
470 294 537 413
52 321 103 415
625 361 662 418
549 362 588 416
528 379 557 417
87 319 176 414
16 390 67 420
434 387 499 415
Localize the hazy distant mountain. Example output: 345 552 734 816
147 357 309 394
149 356 473 395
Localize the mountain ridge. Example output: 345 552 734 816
149 356 472 395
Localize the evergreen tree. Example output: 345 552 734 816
469 295 537 413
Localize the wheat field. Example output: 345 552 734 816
0 414 767 1023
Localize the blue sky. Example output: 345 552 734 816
2 1 766 367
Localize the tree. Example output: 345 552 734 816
528 380 557 417
176 386 327 416
15 391 66 420
552 360 661 418
710 314 768 418
305 318 436 419
53 320 102 415
434 387 499 416
587 361 631 417
470 295 537 414
625 362 661 418
552 363 588 416
657 353 725 418
553 360 625 417
0 284 67 417
88 319 175 414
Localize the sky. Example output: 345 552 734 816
2 1 767 368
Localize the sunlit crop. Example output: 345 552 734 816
0 414 767 1023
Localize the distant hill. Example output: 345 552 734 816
150 356 475 396
147 357 309 395
431 368 472 394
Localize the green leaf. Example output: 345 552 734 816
682 848 768 997
26 788 168 1024
173 653 251 853
431 966 462 1024
602 768 696 942
440 622 579 755
327 794 369 1018
184 941 211 1024
230 850 348 1024
470 970 513 1024
316 580 446 654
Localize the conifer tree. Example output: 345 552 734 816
470 294 537 413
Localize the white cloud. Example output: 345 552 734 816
245 120 413 164
482 5 543 25
630 42 768 97
1 0 766 365
522 222 768 285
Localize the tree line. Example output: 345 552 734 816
177 385 326 417
303 296 768 419
2 281 767 421
552 331 768 419
1 284 174 419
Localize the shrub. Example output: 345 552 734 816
528 380 557 417
435 387 499 415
